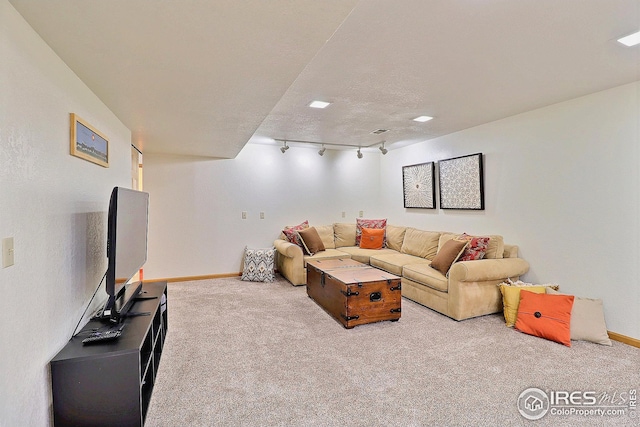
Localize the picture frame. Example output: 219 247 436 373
70 113 109 167
438 153 484 210
402 162 436 209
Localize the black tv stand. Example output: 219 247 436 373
50 281 168 427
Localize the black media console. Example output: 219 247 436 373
50 281 168 427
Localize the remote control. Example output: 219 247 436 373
82 329 122 345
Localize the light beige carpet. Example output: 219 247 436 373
145 276 639 427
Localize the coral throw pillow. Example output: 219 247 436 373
356 218 387 246
457 233 490 261
515 290 574 347
282 220 309 248
359 228 385 249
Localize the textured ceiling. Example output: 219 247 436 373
9 0 640 158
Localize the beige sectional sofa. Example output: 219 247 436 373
273 223 529 321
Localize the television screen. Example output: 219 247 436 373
105 187 149 319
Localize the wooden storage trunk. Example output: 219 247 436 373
306 260 401 329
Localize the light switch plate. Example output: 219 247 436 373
241 211 247 220
2 237 14 268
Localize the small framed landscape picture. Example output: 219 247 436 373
438 153 484 210
402 162 436 209
70 113 109 167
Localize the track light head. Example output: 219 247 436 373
357 148 363 159
379 146 388 155
318 145 326 156
280 141 289 153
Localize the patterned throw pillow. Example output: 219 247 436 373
282 220 309 248
241 247 276 282
355 218 387 246
457 233 490 261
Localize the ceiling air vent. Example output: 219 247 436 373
371 129 389 135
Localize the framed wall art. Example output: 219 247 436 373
402 161 435 209
438 153 484 210
70 113 109 167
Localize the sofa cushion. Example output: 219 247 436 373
484 235 504 259
359 228 385 249
370 253 429 276
430 239 468 275
297 227 325 256
303 249 351 267
334 223 357 248
356 218 387 246
402 263 448 292
314 225 336 249
336 246 396 264
385 225 406 251
400 228 441 259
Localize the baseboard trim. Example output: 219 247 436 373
607 331 640 348
144 272 241 283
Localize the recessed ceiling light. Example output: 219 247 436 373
413 115 434 123
618 30 640 46
309 100 331 109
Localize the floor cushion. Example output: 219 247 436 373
241 247 276 282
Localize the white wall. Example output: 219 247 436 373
380 82 640 339
0 2 131 426
144 144 382 278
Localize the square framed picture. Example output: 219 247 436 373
402 162 435 209
70 113 109 167
438 153 484 210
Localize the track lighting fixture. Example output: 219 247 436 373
273 138 387 156
280 141 289 153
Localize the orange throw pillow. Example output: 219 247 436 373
359 227 385 249
515 290 574 347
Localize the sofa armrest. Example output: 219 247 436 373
449 258 529 283
273 239 303 259
273 239 306 285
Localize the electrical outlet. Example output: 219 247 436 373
2 237 14 268
359 210 363 218
341 211 346 218
260 212 265 219
241 211 247 220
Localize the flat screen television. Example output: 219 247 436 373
103 186 149 322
